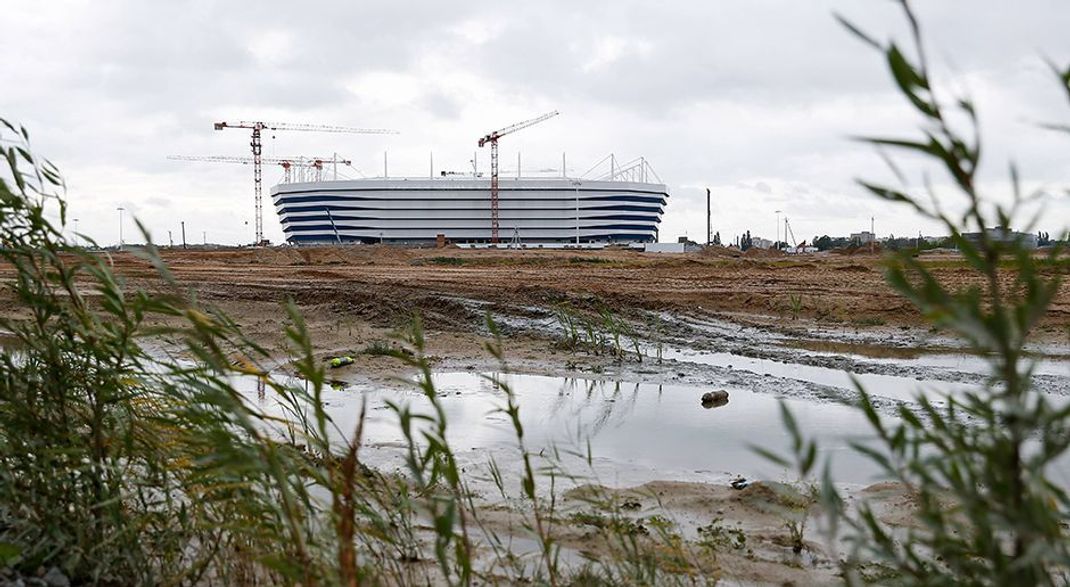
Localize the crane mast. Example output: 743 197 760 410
213 120 396 245
478 111 559 244
784 217 802 251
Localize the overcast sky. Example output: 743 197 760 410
3 0 1068 246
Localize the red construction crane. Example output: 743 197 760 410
213 120 396 245
478 111 559 244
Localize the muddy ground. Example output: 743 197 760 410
2 245 1068 584
98 244 1070 334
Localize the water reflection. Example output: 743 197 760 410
237 371 893 487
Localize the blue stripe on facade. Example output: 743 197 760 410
274 185 668 196
282 203 663 214
283 223 658 233
282 213 660 224
286 233 654 244
274 194 667 206
284 204 371 213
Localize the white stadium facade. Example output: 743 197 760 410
271 176 669 245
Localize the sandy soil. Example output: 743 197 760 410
61 245 1070 337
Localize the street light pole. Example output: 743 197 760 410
571 180 581 246
117 207 125 248
775 210 782 250
73 218 79 247
706 188 711 245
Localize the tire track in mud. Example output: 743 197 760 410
475 299 1070 419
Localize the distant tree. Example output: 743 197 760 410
712 231 721 246
740 230 754 251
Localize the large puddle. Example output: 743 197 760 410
240 343 1069 492
249 371 893 488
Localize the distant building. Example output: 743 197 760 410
850 231 875 244
751 237 774 249
962 227 1037 249
647 241 700 253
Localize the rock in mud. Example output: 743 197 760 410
701 390 729 408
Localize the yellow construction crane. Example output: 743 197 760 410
478 111 559 244
213 120 396 245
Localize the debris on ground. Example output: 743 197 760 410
329 356 355 368
701 390 730 408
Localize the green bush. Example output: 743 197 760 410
763 3 1070 584
0 118 474 585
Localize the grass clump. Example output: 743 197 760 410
697 519 747 551
850 315 887 327
362 339 398 356
426 256 468 266
567 256 611 264
552 303 644 362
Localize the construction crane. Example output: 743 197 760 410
168 154 353 183
213 120 397 245
477 111 559 244
784 217 807 253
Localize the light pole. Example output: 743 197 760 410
73 218 80 247
571 180 581 246
775 210 782 250
117 207 125 248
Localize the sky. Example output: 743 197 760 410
2 0 1068 246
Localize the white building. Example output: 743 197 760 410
271 176 669 245
850 231 875 244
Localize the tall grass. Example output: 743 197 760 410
0 118 714 585
763 2 1070 584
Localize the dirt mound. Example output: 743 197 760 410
742 247 786 259
831 243 883 255
835 264 871 272
697 245 742 258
